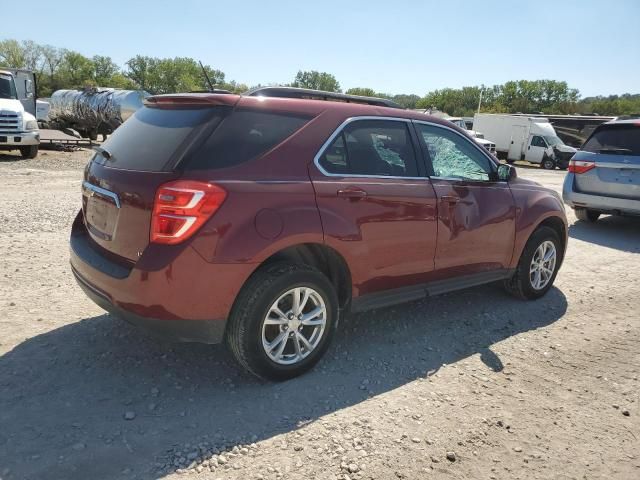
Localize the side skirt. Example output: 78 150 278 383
350 269 515 313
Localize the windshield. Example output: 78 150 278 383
0 74 18 99
449 119 468 130
544 136 564 147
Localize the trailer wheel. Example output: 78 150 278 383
20 145 38 159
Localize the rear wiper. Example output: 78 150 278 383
599 148 632 155
92 146 114 161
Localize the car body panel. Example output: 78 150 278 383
70 93 568 344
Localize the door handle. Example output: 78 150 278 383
441 195 459 204
337 188 368 200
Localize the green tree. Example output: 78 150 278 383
346 87 377 97
92 55 120 85
291 70 341 92
58 50 95 88
124 55 225 94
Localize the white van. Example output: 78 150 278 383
473 114 576 169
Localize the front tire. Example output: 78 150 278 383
503 226 562 300
20 145 38 159
541 156 556 170
575 208 600 222
225 262 338 381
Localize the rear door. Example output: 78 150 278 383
414 122 516 276
508 125 527 161
310 118 438 296
575 123 640 199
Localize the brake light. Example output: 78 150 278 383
151 180 226 245
568 159 596 174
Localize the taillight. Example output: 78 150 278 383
151 180 226 245
568 159 596 174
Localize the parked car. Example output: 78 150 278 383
563 119 640 221
473 114 576 169
70 88 568 380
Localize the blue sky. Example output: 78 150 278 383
5 0 639 97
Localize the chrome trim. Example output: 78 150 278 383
313 116 419 179
154 214 197 238
161 187 204 209
82 181 121 208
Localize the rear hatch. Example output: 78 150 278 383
81 96 236 262
574 122 640 200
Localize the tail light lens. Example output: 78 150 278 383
568 159 596 174
151 180 226 245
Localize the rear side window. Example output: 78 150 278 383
98 107 222 171
582 125 640 155
319 120 419 177
185 110 310 170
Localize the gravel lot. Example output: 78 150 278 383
0 149 638 480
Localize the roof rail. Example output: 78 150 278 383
244 86 404 109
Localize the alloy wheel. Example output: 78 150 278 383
261 287 327 365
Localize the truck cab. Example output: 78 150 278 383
0 69 40 159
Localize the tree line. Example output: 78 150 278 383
1 38 638 116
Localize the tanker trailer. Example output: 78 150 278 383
48 88 149 140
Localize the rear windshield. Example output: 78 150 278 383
582 124 640 156
97 106 224 171
184 109 310 170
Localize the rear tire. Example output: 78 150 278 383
503 226 562 300
225 262 338 381
575 208 600 222
19 145 38 159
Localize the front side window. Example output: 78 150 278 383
319 120 419 177
531 135 547 148
417 123 494 181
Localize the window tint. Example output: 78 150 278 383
531 135 547 148
319 120 419 177
98 106 221 171
186 109 310 170
582 125 640 156
417 124 493 181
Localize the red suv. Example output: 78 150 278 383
70 88 567 380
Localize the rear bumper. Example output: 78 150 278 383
69 210 256 344
72 266 226 343
563 173 640 215
0 131 39 147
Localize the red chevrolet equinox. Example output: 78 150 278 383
70 87 568 380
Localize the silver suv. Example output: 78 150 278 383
563 119 640 221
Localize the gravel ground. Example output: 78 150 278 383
0 149 638 480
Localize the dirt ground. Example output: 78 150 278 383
0 148 638 480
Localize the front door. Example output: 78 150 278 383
525 135 548 164
309 118 438 297
414 122 516 277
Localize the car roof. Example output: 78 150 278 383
147 92 457 129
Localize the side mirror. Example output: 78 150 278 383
497 163 517 182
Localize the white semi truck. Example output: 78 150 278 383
473 114 576 169
0 69 40 158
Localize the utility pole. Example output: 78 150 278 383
477 88 484 114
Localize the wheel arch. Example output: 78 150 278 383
240 243 352 311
